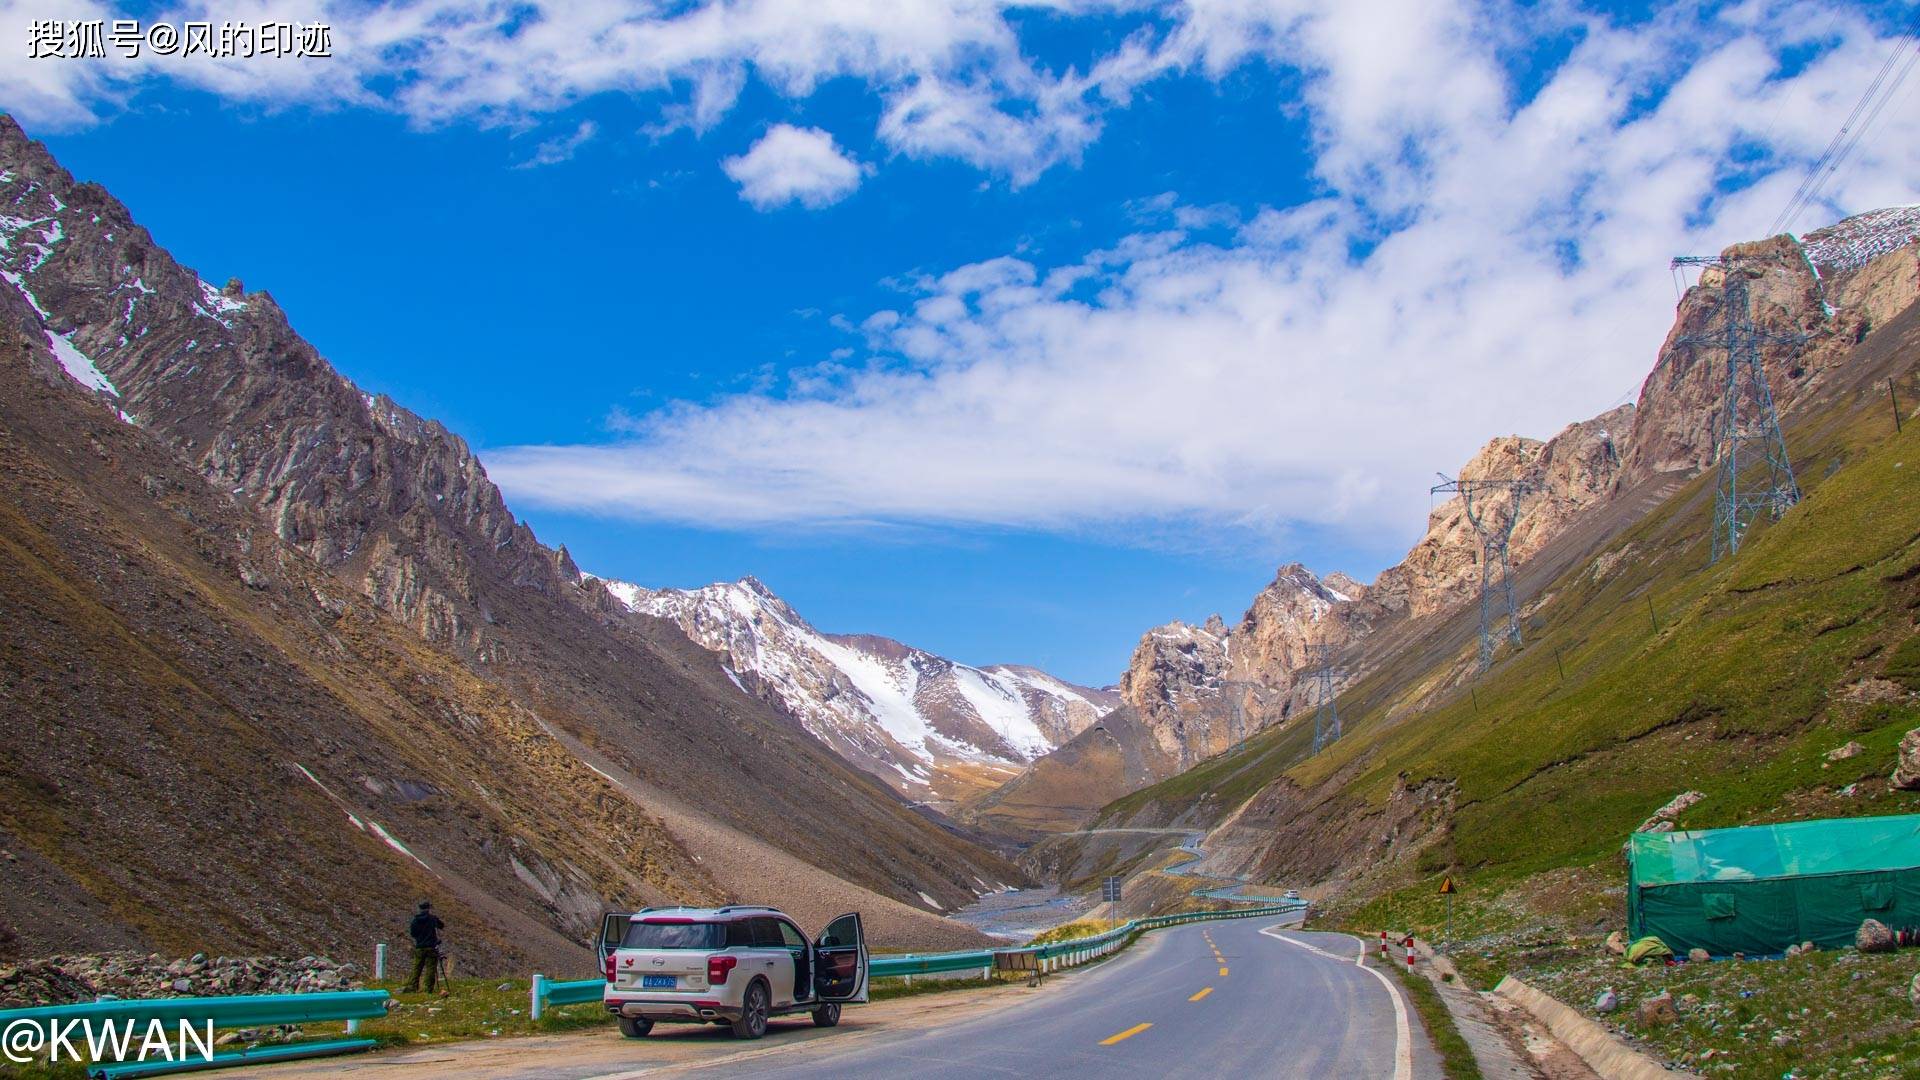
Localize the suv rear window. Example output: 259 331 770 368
620 921 723 950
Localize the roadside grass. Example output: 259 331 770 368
0 1064 85 1079
304 976 609 1049
1355 881 1920 1080
1026 918 1126 945
1380 959 1483 1080
1477 937 1920 1078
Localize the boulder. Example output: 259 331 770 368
1594 988 1619 1014
1605 931 1628 956
1910 973 1920 1012
1635 790 1705 833
1857 919 1897 953
1637 991 1679 1025
1688 947 1710 963
1894 728 1920 791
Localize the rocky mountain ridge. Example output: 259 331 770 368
1105 402 1633 773
602 575 1116 807
0 114 1020 964
992 206 1920 829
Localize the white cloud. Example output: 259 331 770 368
516 120 598 168
6 1 1913 551
722 125 867 209
0 0 1129 181
483 2 1920 549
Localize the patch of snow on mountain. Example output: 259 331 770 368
809 634 931 755
953 666 1050 758
46 329 118 397
599 577 645 609
367 821 434 871
1800 205 1920 273
1 267 50 318
987 665 1104 708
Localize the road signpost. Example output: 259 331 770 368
1439 876 1457 953
1103 876 1122 928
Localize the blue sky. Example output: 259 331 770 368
8 1 1917 684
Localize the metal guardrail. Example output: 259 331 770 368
869 900 1307 981
528 974 604 1020
0 990 390 1078
93 1038 380 1080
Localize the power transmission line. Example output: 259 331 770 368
1767 14 1920 238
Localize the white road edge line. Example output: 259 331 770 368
1260 925 1413 1080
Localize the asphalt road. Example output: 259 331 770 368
648 918 1440 1080
241 917 1437 1079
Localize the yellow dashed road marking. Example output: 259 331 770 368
1189 987 1214 1002
1100 1023 1153 1046
1219 966 1230 976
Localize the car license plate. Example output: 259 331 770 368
641 975 676 989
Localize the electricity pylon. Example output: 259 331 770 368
1670 254 1805 562
1308 643 1345 751
1430 475 1536 671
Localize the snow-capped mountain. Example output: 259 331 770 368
598 575 1118 806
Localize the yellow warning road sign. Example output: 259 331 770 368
1439 877 1457 895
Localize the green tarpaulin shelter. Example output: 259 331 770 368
1627 813 1920 956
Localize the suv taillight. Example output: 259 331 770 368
603 952 617 983
708 955 738 985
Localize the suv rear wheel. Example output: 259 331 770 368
618 1017 653 1039
811 1002 841 1027
731 980 770 1039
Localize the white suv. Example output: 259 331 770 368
598 906 869 1040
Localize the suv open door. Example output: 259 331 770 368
598 911 632 970
813 912 868 1003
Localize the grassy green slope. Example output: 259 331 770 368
1096 306 1920 911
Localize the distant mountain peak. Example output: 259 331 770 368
598 574 1118 808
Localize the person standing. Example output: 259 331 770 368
403 901 445 994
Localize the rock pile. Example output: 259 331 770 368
0 953 360 1008
1893 728 1920 791
1634 790 1705 834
